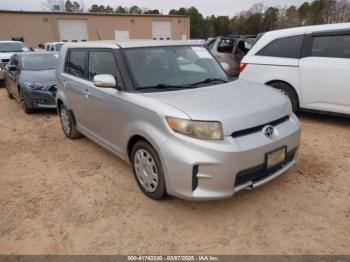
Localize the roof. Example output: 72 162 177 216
62 40 203 49
264 22 350 38
0 9 188 18
18 51 59 56
249 23 350 55
0 41 23 44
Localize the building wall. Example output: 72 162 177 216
0 11 190 48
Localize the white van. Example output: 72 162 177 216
239 23 350 115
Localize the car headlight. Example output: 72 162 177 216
166 117 224 140
24 82 50 91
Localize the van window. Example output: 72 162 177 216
88 51 118 80
312 35 350 59
257 35 304 59
65 50 87 78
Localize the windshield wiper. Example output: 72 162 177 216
190 78 228 87
137 84 191 90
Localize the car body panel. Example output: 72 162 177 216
240 23 350 115
56 40 301 200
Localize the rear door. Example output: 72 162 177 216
299 31 350 114
62 49 91 128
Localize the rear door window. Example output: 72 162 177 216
65 50 87 78
257 35 304 59
312 35 350 59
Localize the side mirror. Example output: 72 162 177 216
93 74 116 88
7 65 17 71
220 62 230 72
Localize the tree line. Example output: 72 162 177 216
43 0 350 38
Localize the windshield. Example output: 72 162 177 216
22 53 58 70
0 42 24 52
123 45 228 91
56 43 63 51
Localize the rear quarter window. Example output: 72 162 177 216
257 35 304 59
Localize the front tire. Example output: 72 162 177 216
268 82 299 113
131 140 166 200
59 104 81 139
19 89 33 114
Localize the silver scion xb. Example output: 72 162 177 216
56 41 301 201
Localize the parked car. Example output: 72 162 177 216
44 42 64 52
239 23 350 115
5 52 58 113
0 41 28 88
56 41 301 201
206 36 253 77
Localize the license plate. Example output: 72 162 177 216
266 147 286 169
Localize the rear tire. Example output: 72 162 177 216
6 84 14 100
59 104 82 139
0 79 5 88
131 140 166 200
267 82 299 113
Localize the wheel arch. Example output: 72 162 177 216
265 80 300 109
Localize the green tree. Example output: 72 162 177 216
129 5 142 14
105 5 114 13
115 6 127 14
144 9 160 15
262 7 279 31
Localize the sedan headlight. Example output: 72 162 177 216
166 117 224 140
24 82 50 91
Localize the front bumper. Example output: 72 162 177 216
22 88 57 109
159 114 301 200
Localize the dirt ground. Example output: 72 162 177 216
0 87 349 255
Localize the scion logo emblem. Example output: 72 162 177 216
263 125 275 138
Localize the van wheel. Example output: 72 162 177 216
131 140 166 200
268 82 299 113
59 104 81 139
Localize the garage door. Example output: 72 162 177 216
152 21 172 40
58 19 88 42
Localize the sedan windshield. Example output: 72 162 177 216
0 42 24 52
22 53 58 71
123 45 229 91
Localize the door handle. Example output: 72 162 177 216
84 89 91 98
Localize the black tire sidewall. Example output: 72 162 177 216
268 82 299 113
131 141 166 200
59 105 74 138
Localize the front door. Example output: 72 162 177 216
84 49 125 154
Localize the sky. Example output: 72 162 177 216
0 0 310 16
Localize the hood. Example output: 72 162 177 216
19 69 57 86
0 52 15 61
143 79 291 136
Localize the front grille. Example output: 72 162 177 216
232 115 290 138
234 147 297 187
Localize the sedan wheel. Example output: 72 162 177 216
20 91 33 114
